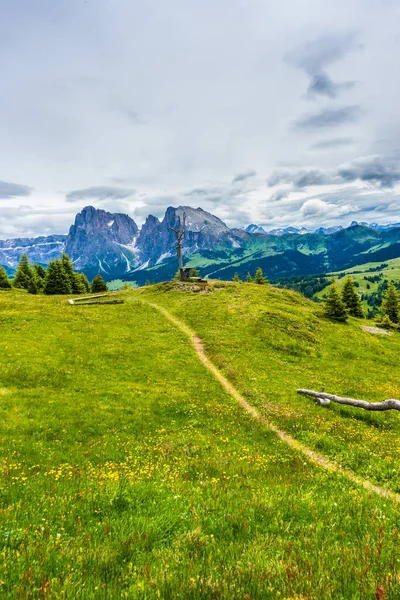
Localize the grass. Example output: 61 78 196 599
1 284 400 598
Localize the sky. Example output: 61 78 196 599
1 0 400 238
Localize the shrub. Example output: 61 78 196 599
91 274 108 293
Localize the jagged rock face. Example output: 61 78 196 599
0 235 66 272
135 206 247 268
64 206 139 278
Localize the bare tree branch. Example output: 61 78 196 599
297 389 400 411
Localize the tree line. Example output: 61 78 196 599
0 254 108 295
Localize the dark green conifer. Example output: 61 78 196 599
380 281 399 323
91 274 108 293
0 266 12 289
254 267 267 284
33 264 46 291
233 272 240 282
341 276 364 317
246 272 253 283
43 259 72 295
191 267 199 277
13 254 33 290
78 273 91 293
33 264 46 280
28 276 39 295
323 279 348 322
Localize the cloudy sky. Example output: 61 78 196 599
1 0 400 237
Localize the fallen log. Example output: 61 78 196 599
297 388 400 411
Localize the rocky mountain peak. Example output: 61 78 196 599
65 206 139 277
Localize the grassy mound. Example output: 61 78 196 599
1 285 400 598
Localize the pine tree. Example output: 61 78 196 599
33 264 46 280
323 279 348 322
78 273 91 293
43 259 72 295
144 279 151 287
246 272 253 283
72 273 86 294
13 254 33 290
91 274 108 293
380 281 399 323
61 254 79 292
32 264 46 292
191 267 200 277
341 276 364 317
28 276 39 295
0 267 12 289
233 272 240 282
254 267 267 284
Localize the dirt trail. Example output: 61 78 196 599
141 298 400 504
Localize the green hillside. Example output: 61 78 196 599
128 225 400 286
314 258 400 314
2 283 400 598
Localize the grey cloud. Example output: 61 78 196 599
232 169 257 183
117 106 144 125
268 154 400 192
66 186 136 202
307 73 355 99
286 34 360 99
0 180 32 199
286 34 360 74
269 189 291 202
268 168 334 188
337 155 400 187
183 186 223 197
294 105 362 129
310 138 354 150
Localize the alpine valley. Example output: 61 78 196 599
2 205 400 284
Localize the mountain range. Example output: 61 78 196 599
2 205 400 284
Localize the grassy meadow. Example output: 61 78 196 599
1 283 400 598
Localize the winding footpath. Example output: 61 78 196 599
141 298 400 504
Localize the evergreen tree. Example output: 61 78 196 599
61 254 79 292
380 281 399 323
144 279 151 287
191 267 200 277
33 264 46 280
72 273 86 294
43 259 72 295
28 275 39 295
323 279 348 322
0 267 12 289
91 274 108 293
341 276 364 317
33 264 46 291
254 267 267 285
78 273 91 293
13 254 33 290
246 272 253 283
233 272 240 282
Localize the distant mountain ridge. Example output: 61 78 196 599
2 206 400 283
